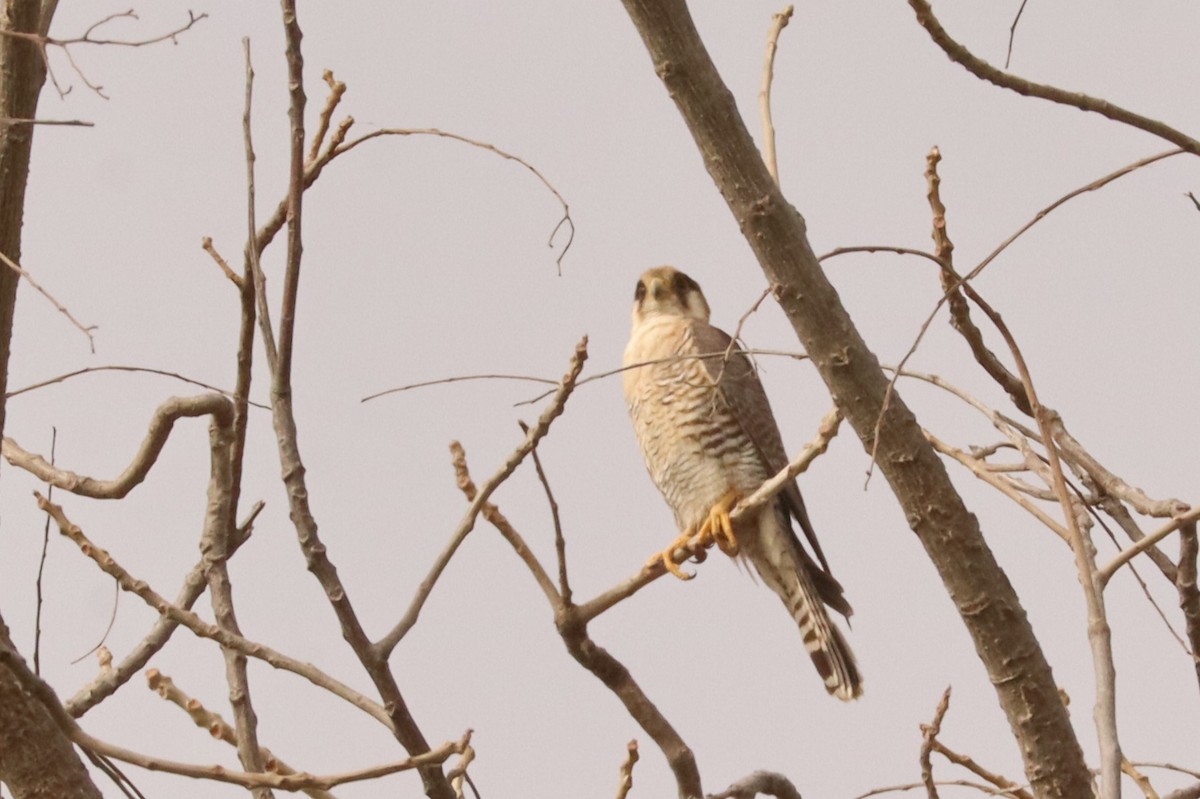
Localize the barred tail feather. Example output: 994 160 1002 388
749 510 863 701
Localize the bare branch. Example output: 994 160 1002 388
307 69 346 164
65 502 263 717
379 337 588 655
201 236 242 288
39 493 392 727
1100 506 1200 586
450 441 559 607
1178 523 1200 695
6 364 269 409
519 419 571 603
363 372 558 404
73 725 471 792
1004 0 1030 69
0 116 91 126
0 248 96 351
326 127 574 273
4 394 232 498
919 687 952 799
906 0 1200 156
929 740 1032 799
757 5 793 186
615 740 639 799
145 669 336 799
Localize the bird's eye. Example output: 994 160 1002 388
673 272 696 294
634 281 647 302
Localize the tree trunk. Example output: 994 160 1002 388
616 2 1093 797
0 1 100 796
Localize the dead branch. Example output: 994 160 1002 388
905 0 1200 156
0 248 96 351
0 9 207 99
64 502 262 717
1178 523 1200 694
0 116 91 126
3 393 232 498
450 441 560 607
38 493 391 728
363 372 558 404
201 236 242 288
519 419 571 603
379 337 588 655
189 385 269 795
1100 507 1200 585
616 740 639 799
145 669 336 799
73 725 471 791
757 5 793 186
929 741 1032 799
925 147 1030 415
6 364 269 408
919 687 952 799
307 69 346 165
1004 0 1030 68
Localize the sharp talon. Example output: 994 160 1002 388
703 490 740 556
649 528 700 580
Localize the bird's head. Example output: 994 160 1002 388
631 266 711 326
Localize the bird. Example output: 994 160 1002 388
621 266 862 701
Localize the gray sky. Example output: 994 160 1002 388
2 1 1198 797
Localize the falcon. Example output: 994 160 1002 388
622 266 862 701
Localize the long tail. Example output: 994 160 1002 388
747 508 863 701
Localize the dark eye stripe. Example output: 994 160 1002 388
634 281 647 302
673 272 696 294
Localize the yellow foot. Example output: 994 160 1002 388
698 489 740 556
647 527 700 580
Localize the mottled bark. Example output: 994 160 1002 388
616 2 1091 797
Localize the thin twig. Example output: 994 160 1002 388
0 249 96 352
519 419 571 603
243 38 278 371
6 365 269 409
363 373 558 404
328 128 574 273
930 740 1033 799
1004 0 1030 69
33 426 56 674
